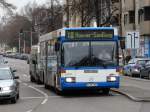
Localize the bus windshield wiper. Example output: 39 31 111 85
74 56 90 66
99 60 116 66
91 56 107 68
67 56 90 67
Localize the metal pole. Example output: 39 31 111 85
23 33 26 53
19 33 21 54
24 40 25 53
31 29 32 47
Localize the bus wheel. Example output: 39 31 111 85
30 76 35 82
44 84 49 89
102 88 110 95
55 88 62 95
54 79 62 95
37 78 42 84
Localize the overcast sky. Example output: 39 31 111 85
6 0 48 11
0 0 63 22
0 0 48 20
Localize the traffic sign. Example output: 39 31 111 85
126 31 140 49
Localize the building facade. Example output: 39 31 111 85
122 0 150 57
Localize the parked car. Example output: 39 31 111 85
140 61 150 79
123 58 150 77
21 54 29 60
0 55 8 64
0 67 19 103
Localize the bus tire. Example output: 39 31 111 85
102 88 110 95
44 84 49 89
54 77 63 95
36 75 42 84
55 88 62 95
30 76 35 82
37 79 42 84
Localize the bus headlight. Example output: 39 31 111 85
65 77 76 83
107 76 117 82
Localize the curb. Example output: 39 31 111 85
122 76 150 82
111 89 150 102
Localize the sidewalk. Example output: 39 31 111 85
112 77 150 102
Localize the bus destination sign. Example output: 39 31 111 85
66 30 114 39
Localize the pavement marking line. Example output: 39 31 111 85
28 85 48 97
23 74 30 78
21 97 44 100
23 83 28 86
32 85 45 88
41 99 48 105
26 109 33 112
28 85 48 105
18 80 22 83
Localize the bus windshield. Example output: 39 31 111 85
62 41 117 67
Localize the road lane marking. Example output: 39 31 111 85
21 97 44 100
26 109 33 112
30 85 45 88
28 85 48 97
23 74 30 78
28 85 48 105
18 80 22 83
23 83 28 86
41 99 48 105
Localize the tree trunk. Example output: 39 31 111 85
94 0 100 27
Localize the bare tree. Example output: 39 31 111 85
0 0 16 13
0 14 32 50
30 0 63 34
66 0 119 27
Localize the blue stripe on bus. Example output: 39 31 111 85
64 27 115 31
60 77 120 90
62 67 118 70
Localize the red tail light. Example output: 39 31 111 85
116 67 120 72
61 68 66 73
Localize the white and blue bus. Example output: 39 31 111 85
39 27 120 94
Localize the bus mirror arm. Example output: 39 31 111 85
55 42 60 52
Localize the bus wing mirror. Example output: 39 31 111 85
55 42 60 52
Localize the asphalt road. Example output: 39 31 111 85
0 58 150 112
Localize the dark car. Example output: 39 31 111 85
0 67 19 103
140 61 150 79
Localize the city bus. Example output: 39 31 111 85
39 27 120 94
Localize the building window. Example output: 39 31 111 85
138 9 144 23
129 11 135 24
124 14 128 25
144 6 150 21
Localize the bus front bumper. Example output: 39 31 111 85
60 77 120 90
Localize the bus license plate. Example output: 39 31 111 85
87 83 97 87
84 70 98 73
